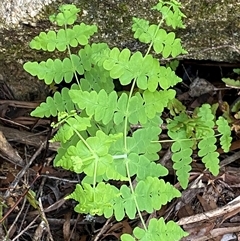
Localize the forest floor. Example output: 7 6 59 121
1 59 240 241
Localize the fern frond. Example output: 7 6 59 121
80 65 114 93
169 129 194 189
143 89 176 119
198 137 219 175
122 217 188 241
152 0 186 29
29 24 97 51
132 18 186 57
56 130 121 176
69 89 118 125
31 87 76 117
113 89 173 131
23 55 84 85
49 4 80 26
216 117 232 152
51 115 92 143
135 177 181 212
67 182 120 218
197 104 219 175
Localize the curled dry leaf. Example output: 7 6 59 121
0 130 25 166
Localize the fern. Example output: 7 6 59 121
24 1 228 240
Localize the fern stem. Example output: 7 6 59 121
153 133 223 144
125 161 147 231
65 121 98 189
144 5 171 57
113 154 128 159
65 23 81 89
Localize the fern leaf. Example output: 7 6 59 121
143 89 176 119
122 153 168 180
198 137 219 175
152 1 186 29
128 92 176 126
55 130 121 176
51 115 92 143
132 17 151 43
81 65 114 93
29 24 97 51
146 62 182 91
135 177 181 213
196 104 220 175
169 134 193 189
222 78 240 89
132 18 186 57
31 87 76 117
69 89 118 125
49 4 80 26
23 55 84 85
67 182 120 218
122 217 188 241
216 117 232 152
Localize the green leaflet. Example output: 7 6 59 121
152 0 186 29
67 182 120 218
80 65 114 93
143 89 176 119
31 87 76 117
49 4 80 26
55 130 122 176
68 177 181 222
135 177 181 212
198 137 219 176
132 19 186 57
51 114 92 143
222 77 240 88
122 218 188 241
69 89 118 125
197 104 220 175
216 117 232 152
30 24 97 51
23 55 84 84
168 128 194 189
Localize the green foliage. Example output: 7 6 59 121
31 87 76 117
216 117 232 153
23 1 232 241
222 77 240 89
122 218 188 241
168 104 231 188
